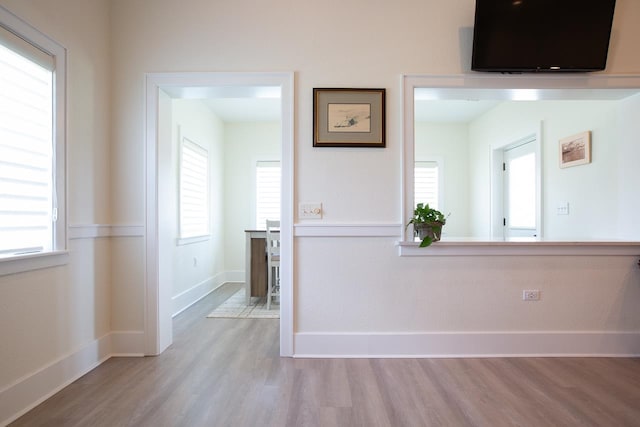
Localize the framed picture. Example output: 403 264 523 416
559 131 591 168
313 88 386 147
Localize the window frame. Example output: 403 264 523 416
177 131 210 245
255 160 281 230
414 159 443 212
0 6 67 276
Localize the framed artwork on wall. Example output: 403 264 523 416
313 88 386 147
559 130 591 168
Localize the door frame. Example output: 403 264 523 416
502 137 538 238
490 123 542 239
144 72 294 356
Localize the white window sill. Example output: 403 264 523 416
0 250 69 276
398 238 640 257
176 235 210 246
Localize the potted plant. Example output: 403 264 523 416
406 203 446 247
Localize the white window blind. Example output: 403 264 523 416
0 28 54 257
414 161 439 210
179 137 209 239
256 161 280 230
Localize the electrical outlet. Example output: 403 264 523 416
522 290 540 301
557 202 569 215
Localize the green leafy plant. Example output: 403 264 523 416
406 203 447 247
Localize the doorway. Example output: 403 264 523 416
144 72 294 357
490 128 542 240
503 139 538 238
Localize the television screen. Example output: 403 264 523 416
471 0 617 72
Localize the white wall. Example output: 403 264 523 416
223 122 281 272
1 0 640 422
163 100 227 314
105 0 638 350
468 100 620 239
414 122 470 236
162 108 281 314
616 93 640 240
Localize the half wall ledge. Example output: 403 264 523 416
397 238 640 257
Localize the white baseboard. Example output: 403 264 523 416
110 331 145 356
171 271 244 317
224 270 245 283
0 334 112 426
294 331 640 358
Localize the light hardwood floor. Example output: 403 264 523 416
11 283 640 427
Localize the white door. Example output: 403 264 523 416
503 140 537 238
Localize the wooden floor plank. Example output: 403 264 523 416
9 283 640 427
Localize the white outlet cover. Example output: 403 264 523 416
557 202 569 215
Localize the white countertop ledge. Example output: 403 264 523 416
397 238 640 257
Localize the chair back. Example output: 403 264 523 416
265 219 280 258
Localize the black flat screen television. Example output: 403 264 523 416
471 0 617 72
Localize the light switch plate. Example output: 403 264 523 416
299 203 322 219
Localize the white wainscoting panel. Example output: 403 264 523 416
294 331 640 358
294 223 402 237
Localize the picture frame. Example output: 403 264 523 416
559 130 591 168
313 88 386 147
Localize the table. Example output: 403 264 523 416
244 230 279 305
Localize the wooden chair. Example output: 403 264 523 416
265 220 280 310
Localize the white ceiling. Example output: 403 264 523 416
202 98 281 122
415 100 500 123
162 85 281 122
414 88 640 123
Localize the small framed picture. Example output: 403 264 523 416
559 131 591 168
313 88 386 147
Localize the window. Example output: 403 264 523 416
414 161 440 211
0 9 66 273
256 161 280 229
179 136 209 242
